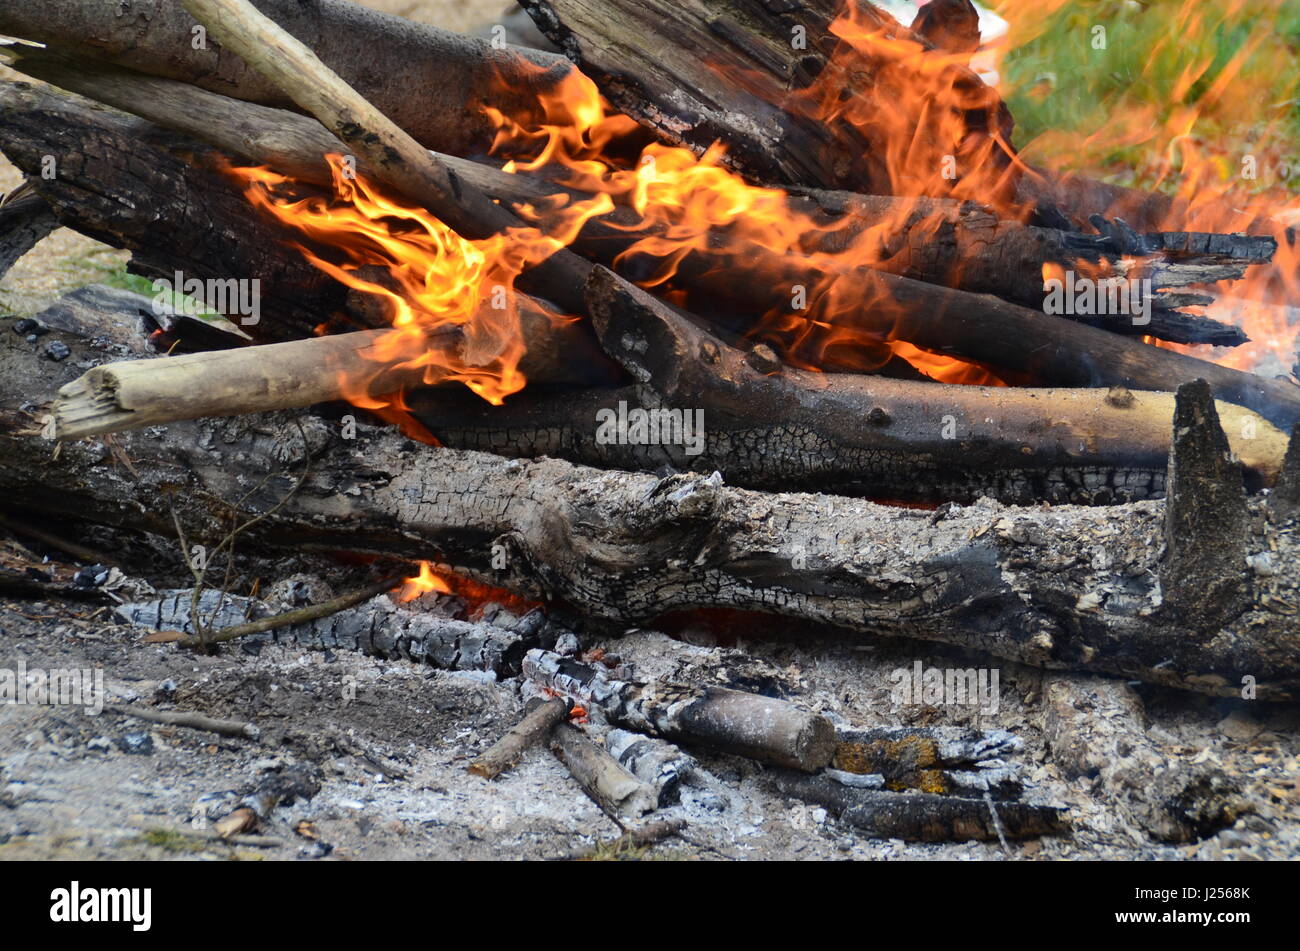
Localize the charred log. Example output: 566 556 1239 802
5 323 1300 697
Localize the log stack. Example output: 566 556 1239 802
0 0 1297 721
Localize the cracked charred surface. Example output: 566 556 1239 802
518 0 1013 199
0 82 346 341
409 267 1288 506
0 0 571 159
3 323 1299 697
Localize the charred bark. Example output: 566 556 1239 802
519 0 1014 199
4 323 1300 698
12 55 1261 347
410 268 1287 505
0 0 572 160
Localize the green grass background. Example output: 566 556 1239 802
992 0 1300 191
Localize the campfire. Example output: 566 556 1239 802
0 0 1297 862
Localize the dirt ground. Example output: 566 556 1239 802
1 548 1298 861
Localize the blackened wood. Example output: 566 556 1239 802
0 182 58 280
0 81 346 341
771 771 1067 841
6 324 1300 697
0 0 570 160
525 650 837 771
1161 380 1251 629
116 588 543 675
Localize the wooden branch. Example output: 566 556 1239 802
12 54 1261 348
7 323 1300 697
0 181 58 280
771 771 1067 842
52 311 618 440
469 696 572 780
108 704 259 739
179 0 595 318
408 267 1287 505
0 0 571 160
550 721 659 820
116 587 550 675
525 650 837 771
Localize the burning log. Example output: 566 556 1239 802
0 81 619 391
771 771 1067 842
13 52 1263 349
5 75 1293 431
469 696 572 780
6 324 1300 697
52 315 617 441
517 0 1013 199
550 721 659 820
406 267 1288 504
0 0 571 160
177 0 594 318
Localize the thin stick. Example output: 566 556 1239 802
109 703 259 739
179 0 595 316
468 696 571 780
174 574 405 649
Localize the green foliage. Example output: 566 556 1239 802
995 0 1300 187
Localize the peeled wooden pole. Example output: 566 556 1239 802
51 300 617 440
179 0 595 318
